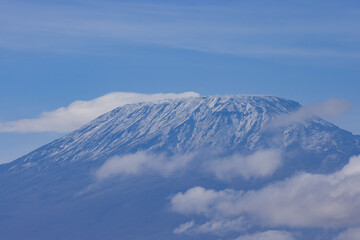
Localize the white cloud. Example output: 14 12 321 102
96 150 282 182
96 149 284 187
171 155 360 230
170 186 242 217
170 187 247 235
0 91 199 133
310 99 351 118
235 230 296 240
173 221 195 234
207 149 282 180
95 151 194 180
334 228 360 240
174 218 246 235
272 98 351 128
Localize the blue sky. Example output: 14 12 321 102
0 0 360 163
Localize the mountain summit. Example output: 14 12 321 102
1 95 359 240
5 96 359 173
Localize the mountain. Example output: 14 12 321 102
0 95 359 240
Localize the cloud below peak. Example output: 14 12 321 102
271 98 351 128
207 149 282 180
170 155 360 234
95 151 195 180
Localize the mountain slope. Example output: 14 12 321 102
0 95 360 240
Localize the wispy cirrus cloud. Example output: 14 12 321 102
0 1 359 58
0 91 199 133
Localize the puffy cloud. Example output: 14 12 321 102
0 91 199 133
171 187 246 235
240 155 360 228
272 98 351 128
334 228 360 240
207 149 282 180
171 155 360 230
170 186 242 217
235 230 296 240
96 151 194 180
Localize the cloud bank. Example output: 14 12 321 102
208 149 282 180
95 149 282 182
171 155 360 235
96 151 195 180
335 228 360 240
0 92 199 133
